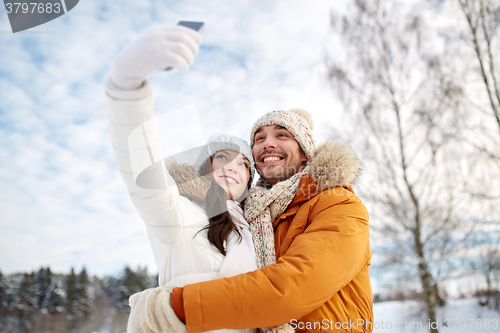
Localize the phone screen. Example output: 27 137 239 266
177 21 205 32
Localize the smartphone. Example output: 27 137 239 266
165 21 205 70
178 21 205 32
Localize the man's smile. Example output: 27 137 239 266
259 153 286 165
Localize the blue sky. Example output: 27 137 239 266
0 0 347 277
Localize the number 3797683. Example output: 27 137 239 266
5 2 61 14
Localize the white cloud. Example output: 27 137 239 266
0 0 347 276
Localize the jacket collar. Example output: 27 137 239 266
288 175 355 210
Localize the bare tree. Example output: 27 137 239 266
470 223 500 309
479 244 500 306
457 0 500 136
326 1 476 331
442 0 500 205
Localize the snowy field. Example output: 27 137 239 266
372 298 499 333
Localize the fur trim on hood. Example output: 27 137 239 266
165 160 210 205
308 140 359 191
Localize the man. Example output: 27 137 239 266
128 108 373 333
174 113 372 332
110 25 373 333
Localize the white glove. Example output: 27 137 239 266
127 286 187 333
110 25 203 90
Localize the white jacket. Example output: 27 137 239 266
105 80 257 333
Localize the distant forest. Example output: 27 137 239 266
0 266 157 333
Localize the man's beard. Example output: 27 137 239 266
255 149 304 186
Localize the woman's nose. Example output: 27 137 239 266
225 162 237 172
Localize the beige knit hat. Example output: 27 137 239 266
249 108 315 160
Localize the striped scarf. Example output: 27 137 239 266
244 167 308 269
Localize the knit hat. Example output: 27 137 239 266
249 108 315 160
194 132 255 184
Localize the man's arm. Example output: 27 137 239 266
183 191 370 332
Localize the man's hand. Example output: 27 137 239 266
127 286 187 333
110 25 203 90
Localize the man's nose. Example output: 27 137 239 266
262 136 277 149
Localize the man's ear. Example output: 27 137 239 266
301 151 308 163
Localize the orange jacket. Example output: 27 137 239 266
183 141 373 332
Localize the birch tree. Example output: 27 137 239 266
437 0 500 202
457 0 500 137
326 1 475 331
443 1 500 298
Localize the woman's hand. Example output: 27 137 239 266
110 25 203 90
127 286 187 333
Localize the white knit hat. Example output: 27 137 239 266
194 132 255 183
249 108 315 160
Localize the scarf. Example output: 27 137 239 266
244 167 308 269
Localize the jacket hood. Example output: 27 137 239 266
165 160 210 205
308 140 359 191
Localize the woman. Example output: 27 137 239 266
106 27 260 332
107 25 290 333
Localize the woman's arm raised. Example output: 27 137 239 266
105 26 203 244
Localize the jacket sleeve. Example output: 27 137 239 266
183 190 370 332
105 79 182 244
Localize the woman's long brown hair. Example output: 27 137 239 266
198 158 249 255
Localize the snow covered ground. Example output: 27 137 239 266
372 298 500 333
